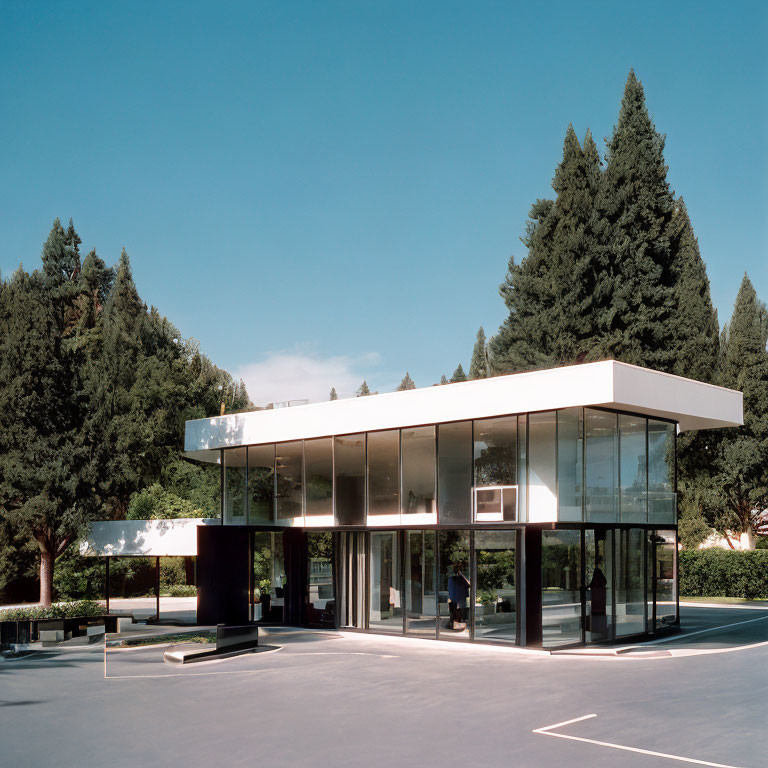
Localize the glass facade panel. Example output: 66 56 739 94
252 531 285 622
339 532 366 628
335 434 366 525
367 429 400 521
248 444 275 524
405 530 436 637
474 530 517 644
585 529 614 642
615 528 646 637
438 421 472 524
306 532 335 627
275 441 303 522
585 409 618 522
528 412 557 522
649 420 676 524
542 529 582 648
369 531 402 633
304 438 333 518
437 530 471 641
473 416 517 522
223 447 247 524
402 426 436 519
652 530 677 629
557 409 583 522
517 415 527 521
619 416 647 523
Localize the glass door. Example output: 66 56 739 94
339 532 366 629
541 529 582 648
306 532 335 628
584 529 614 642
405 531 436 637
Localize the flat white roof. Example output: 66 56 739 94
184 360 743 460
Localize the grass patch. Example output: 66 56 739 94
112 630 216 648
680 596 768 604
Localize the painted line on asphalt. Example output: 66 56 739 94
644 615 768 645
533 713 748 767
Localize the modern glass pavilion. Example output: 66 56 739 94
184 360 742 649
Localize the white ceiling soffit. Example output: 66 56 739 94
184 360 743 458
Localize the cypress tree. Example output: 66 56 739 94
491 123 602 372
469 327 490 379
440 374 448 385
357 381 371 397
330 387 338 401
450 364 467 383
397 372 415 391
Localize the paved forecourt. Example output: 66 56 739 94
1 606 766 768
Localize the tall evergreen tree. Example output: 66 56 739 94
694 275 768 547
491 124 602 372
450 364 467 383
357 381 371 397
440 374 448 385
397 372 415 391
329 387 338 401
469 326 490 379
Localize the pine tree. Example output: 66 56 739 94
397 372 415 391
450 364 467 383
357 381 371 397
491 123 602 372
440 375 448 385
329 387 338 401
694 275 768 547
469 327 490 379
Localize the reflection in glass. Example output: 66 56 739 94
474 531 516 644
438 421 472 524
585 409 618 522
369 531 402 633
304 438 333 518
248 444 275 524
339 532 366 629
367 430 400 521
517 415 527 521
652 530 677 629
224 447 247 524
542 529 582 648
306 532 335 627
528 412 557 522
585 529 613 642
557 409 583 522
335 434 366 525
252 531 285 622
619 416 647 522
438 531 471 641
473 417 517 522
615 528 645 637
405 531 436 637
402 426 436 518
276 441 303 522
649 420 676 524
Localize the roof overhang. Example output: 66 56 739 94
184 360 743 462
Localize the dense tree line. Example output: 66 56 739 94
482 71 767 547
0 220 250 604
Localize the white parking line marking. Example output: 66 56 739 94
646 615 768 645
533 713 748 767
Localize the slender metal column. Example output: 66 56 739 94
156 557 161 622
105 557 110 613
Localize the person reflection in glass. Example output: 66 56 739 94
589 555 608 637
447 562 470 630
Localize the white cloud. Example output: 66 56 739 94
235 350 381 406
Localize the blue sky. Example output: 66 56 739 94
1 1 766 404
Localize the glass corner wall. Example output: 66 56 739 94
223 447 247 524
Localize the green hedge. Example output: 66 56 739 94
0 600 103 622
680 549 768 599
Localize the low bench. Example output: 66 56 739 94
164 624 259 665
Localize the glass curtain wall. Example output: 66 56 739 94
473 417 517 523
276 441 303 524
306 532 335 627
224 447 247 524
438 421 472 524
649 421 676 524
339 532 366 629
619 416 647 523
528 412 557 522
304 438 333 521
405 530 436 637
252 531 285 622
585 529 613 642
651 530 677 628
474 530 517 644
541 529 581 648
585 410 618 522
437 531 471 641
367 430 400 524
614 528 645 637
557 409 583 522
335 434 366 525
402 427 436 520
248 445 275 524
369 531 402 632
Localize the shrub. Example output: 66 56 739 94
0 600 103 622
166 584 197 597
679 549 768 599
